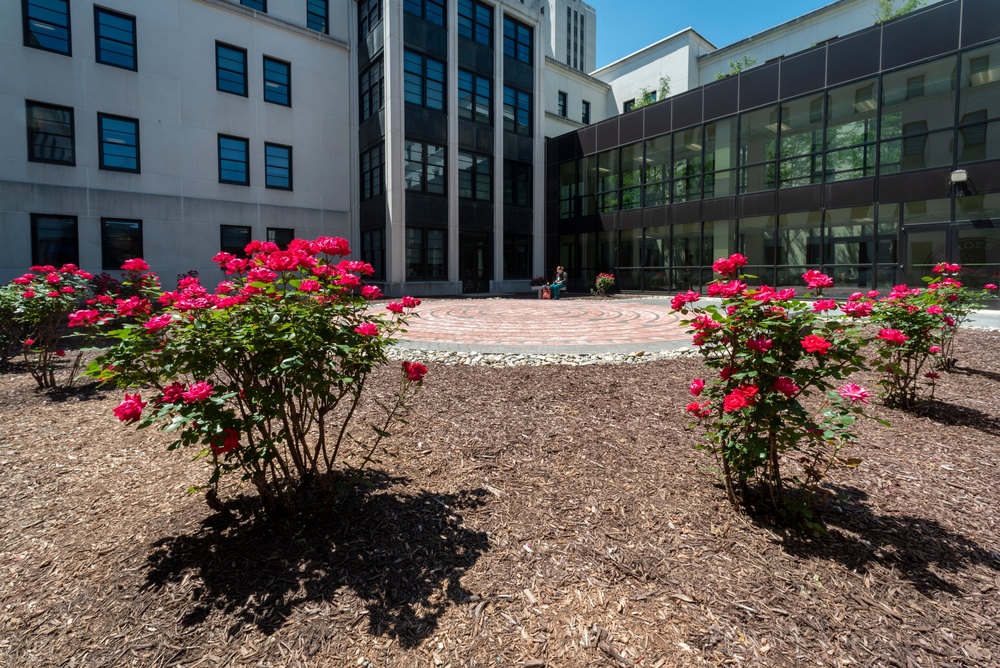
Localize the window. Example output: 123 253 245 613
623 99 636 113
23 0 71 55
361 228 385 279
101 219 142 270
264 143 292 190
218 135 249 185
458 69 491 124
643 134 670 207
307 0 328 33
240 0 266 11
361 144 384 200
403 50 445 110
31 215 78 266
458 0 491 45
458 151 491 201
503 86 531 135
360 59 384 121
263 56 290 106
267 227 294 249
404 141 446 195
359 0 382 38
504 233 532 280
98 113 139 173
406 228 446 280
557 91 567 117
582 100 591 125
404 0 445 26
220 225 252 257
216 42 247 96
503 17 532 64
504 161 532 207
26 101 74 166
94 7 136 70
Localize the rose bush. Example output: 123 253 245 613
89 237 425 513
673 255 880 526
868 264 996 407
3 263 95 388
592 272 615 297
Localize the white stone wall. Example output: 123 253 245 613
0 0 353 284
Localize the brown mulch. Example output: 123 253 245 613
1 331 999 667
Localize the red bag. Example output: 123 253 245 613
541 287 552 299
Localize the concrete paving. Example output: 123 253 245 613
394 295 1000 356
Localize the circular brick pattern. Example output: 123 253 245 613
397 298 690 354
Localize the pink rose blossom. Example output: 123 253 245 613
143 314 173 333
182 381 214 403
802 270 834 289
298 279 321 293
876 328 908 345
801 334 831 355
929 345 941 354
812 299 839 312
55 349 66 357
386 302 404 313
401 296 421 308
316 236 351 256
68 310 102 327
746 337 773 352
158 382 186 404
926 305 943 315
361 285 383 300
121 258 150 272
837 383 872 404
670 290 701 310
689 378 705 396
354 323 378 336
711 253 748 277
113 393 147 423
985 283 998 290
723 385 759 412
686 400 712 418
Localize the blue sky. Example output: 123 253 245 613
587 0 851 67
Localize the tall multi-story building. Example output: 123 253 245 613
546 0 1000 297
2 0 355 286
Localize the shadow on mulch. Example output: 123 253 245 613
780 485 1000 596
142 471 491 647
912 398 1000 437
950 363 1000 384
44 380 111 403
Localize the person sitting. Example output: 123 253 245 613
549 266 568 299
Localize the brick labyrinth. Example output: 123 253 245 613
396 299 691 353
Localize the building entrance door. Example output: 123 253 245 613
902 222 1000 287
459 231 492 294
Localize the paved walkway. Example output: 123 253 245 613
396 297 691 355
394 296 1000 356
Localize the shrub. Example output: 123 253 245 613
90 237 425 514
869 264 995 407
672 256 879 526
592 272 615 297
4 264 95 388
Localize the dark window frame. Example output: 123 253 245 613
458 0 492 46
503 16 532 64
405 227 447 280
100 218 143 270
263 55 291 106
220 225 252 257
503 85 532 135
458 150 492 202
361 143 384 200
26 100 75 166
307 0 328 33
458 68 492 125
582 99 591 124
218 134 250 186
216 42 248 96
403 50 446 111
97 112 140 173
557 90 567 117
358 0 382 38
360 58 385 121
267 226 295 249
240 0 266 11
404 0 445 26
94 6 136 71
31 214 79 267
264 142 292 191
404 140 447 196
23 0 71 55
